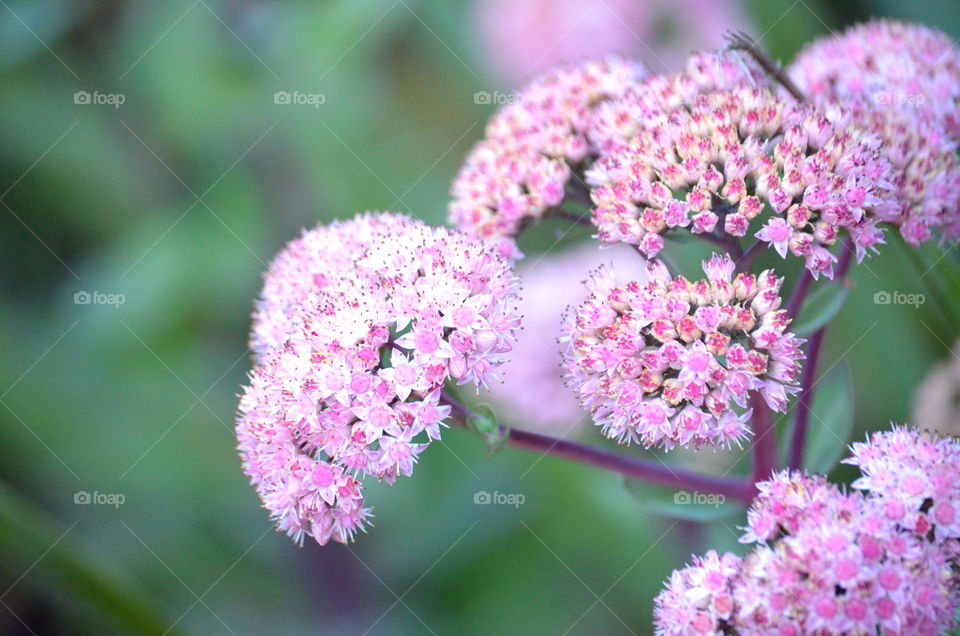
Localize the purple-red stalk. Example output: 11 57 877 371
749 392 777 483
442 392 756 502
788 240 856 469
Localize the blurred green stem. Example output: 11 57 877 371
0 482 171 634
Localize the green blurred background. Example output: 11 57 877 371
1 0 959 633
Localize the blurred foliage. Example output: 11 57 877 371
0 0 959 634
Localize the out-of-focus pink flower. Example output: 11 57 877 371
471 0 749 85
238 213 521 545
790 20 960 141
561 253 804 449
482 242 640 435
450 57 647 257
790 20 960 246
588 83 899 278
912 339 960 436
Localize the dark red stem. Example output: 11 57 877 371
788 240 856 469
786 270 813 320
508 428 756 502
788 328 824 470
442 393 755 502
749 392 777 483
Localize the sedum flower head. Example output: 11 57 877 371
734 471 958 635
251 212 412 358
237 213 521 545
790 20 960 246
845 425 960 544
655 464 960 635
561 253 804 450
790 20 960 142
653 550 741 636
237 353 371 546
589 50 768 155
587 86 898 278
449 56 647 257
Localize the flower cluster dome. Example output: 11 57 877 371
653 550 741 635
734 477 956 635
561 253 804 449
790 20 960 141
449 56 647 257
656 467 959 635
588 85 899 278
654 429 960 636
845 425 960 544
237 213 520 544
588 50 768 154
790 20 960 245
251 212 412 357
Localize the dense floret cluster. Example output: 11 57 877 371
562 254 804 449
238 214 520 544
588 86 898 277
449 57 647 258
654 429 960 635
790 20 960 245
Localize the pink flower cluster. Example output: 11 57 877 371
790 20 960 141
482 242 639 434
588 85 898 278
449 57 647 257
846 425 960 545
654 429 960 635
588 51 767 154
237 213 520 545
653 550 741 634
790 20 960 246
561 253 804 449
250 213 411 357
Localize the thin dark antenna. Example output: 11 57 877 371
725 30 807 102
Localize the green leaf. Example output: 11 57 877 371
794 362 855 474
622 476 742 522
0 482 171 634
792 280 850 337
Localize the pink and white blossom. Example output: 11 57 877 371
238 213 521 545
561 253 804 449
588 84 898 278
790 20 960 246
449 57 647 255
